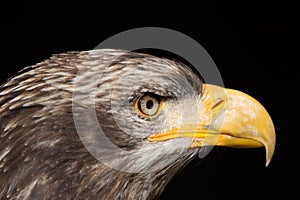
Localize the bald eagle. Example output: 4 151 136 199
0 49 275 199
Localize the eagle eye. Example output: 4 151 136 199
135 93 163 117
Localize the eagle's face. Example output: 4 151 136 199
72 50 275 173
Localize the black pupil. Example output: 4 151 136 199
146 100 154 109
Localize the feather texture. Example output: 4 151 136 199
0 49 203 199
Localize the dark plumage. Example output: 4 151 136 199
0 49 203 199
0 49 275 199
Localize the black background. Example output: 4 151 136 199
1 1 298 199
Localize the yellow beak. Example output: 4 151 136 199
148 84 276 166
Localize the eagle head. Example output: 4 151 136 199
0 49 275 199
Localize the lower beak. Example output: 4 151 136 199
148 84 276 166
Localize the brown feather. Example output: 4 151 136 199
0 49 202 199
